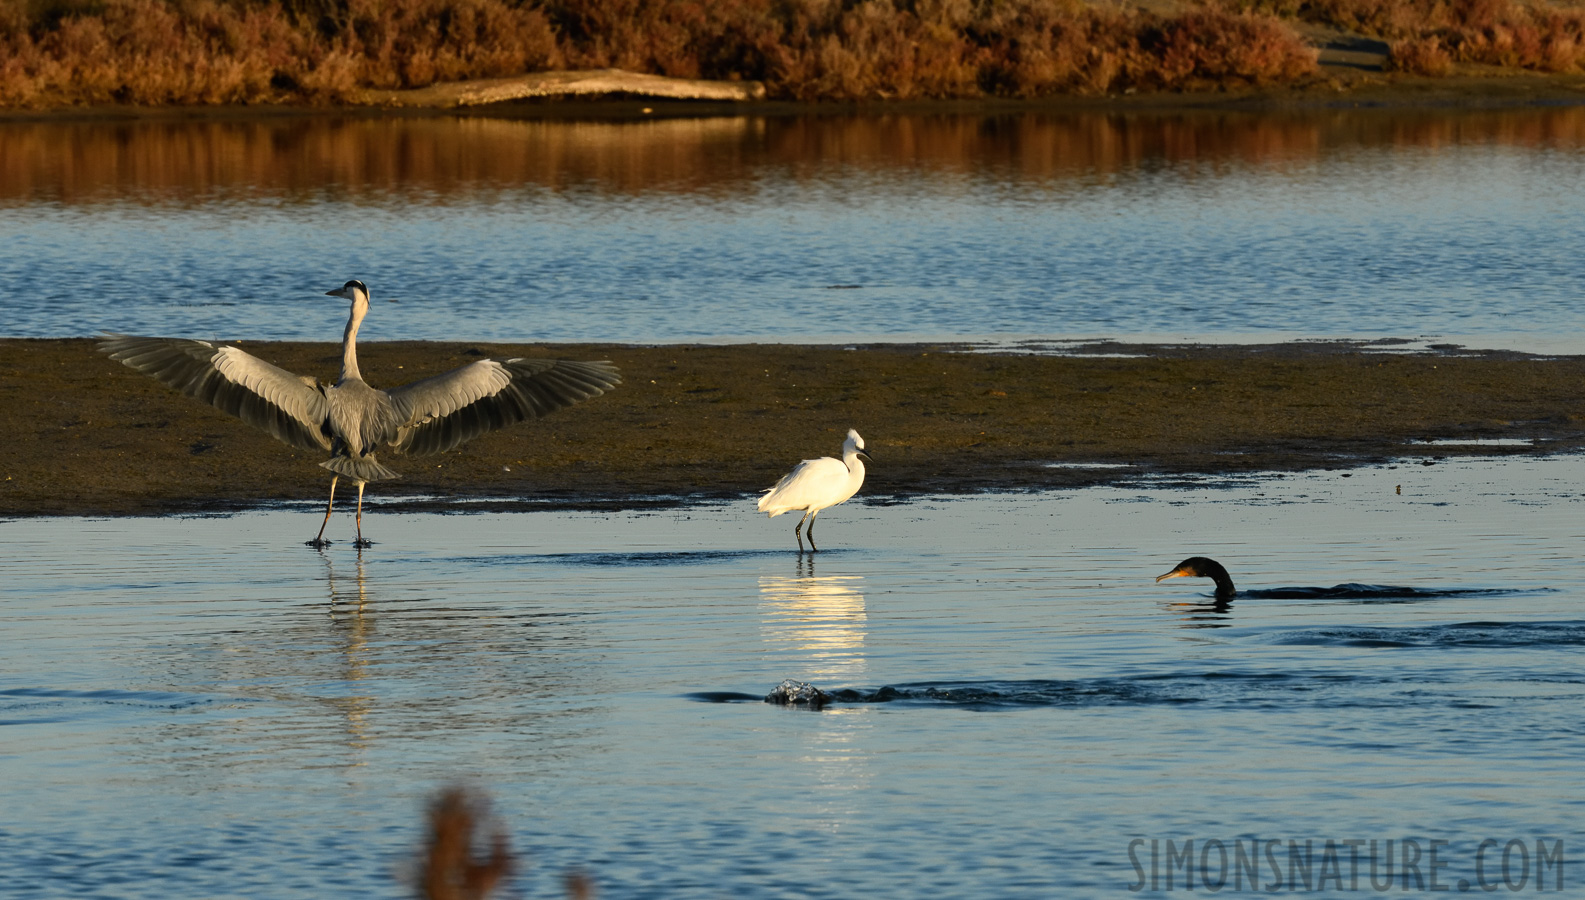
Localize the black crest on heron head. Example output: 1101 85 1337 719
344 279 367 293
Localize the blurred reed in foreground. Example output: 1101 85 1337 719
415 786 594 899
418 787 514 900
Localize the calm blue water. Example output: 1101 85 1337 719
4 111 1583 897
3 455 1582 897
2 111 1585 350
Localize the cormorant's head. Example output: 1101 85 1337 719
1155 557 1236 596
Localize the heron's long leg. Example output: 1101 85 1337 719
806 510 820 552
794 511 809 552
353 481 370 548
309 476 339 547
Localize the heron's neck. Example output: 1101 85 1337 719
340 299 367 382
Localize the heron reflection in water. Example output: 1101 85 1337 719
321 548 375 757
759 554 868 681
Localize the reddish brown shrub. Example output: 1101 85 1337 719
0 0 1325 106
1387 35 1454 74
1219 0 1585 74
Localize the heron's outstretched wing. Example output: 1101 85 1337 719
99 334 332 454
387 357 621 457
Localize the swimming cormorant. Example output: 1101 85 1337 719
1155 556 1236 598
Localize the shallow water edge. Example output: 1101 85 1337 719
3 454 1583 898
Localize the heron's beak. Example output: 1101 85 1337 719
1155 568 1188 583
858 449 874 462
325 288 345 298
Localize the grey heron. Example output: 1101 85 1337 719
100 280 621 547
757 429 871 552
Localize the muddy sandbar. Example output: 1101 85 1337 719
3 338 1582 517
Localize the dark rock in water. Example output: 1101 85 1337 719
765 679 832 708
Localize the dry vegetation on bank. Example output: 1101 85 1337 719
3 0 1320 106
3 0 1585 106
1225 0 1585 75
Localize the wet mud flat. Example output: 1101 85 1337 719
3 338 1583 517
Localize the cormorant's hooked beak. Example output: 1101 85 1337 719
1155 567 1189 583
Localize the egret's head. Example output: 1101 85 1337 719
846 429 873 461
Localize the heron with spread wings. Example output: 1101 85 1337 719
100 280 621 548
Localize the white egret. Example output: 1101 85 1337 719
757 429 872 552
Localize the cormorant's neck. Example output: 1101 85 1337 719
1206 566 1236 597
340 298 367 383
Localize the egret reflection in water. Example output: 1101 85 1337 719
758 556 868 681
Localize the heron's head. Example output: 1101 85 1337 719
325 280 394 304
326 279 367 301
846 428 873 461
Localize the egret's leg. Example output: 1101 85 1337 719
353 481 371 548
794 511 809 552
806 511 820 552
308 476 338 547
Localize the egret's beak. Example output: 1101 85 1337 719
858 448 875 462
1155 568 1188 583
